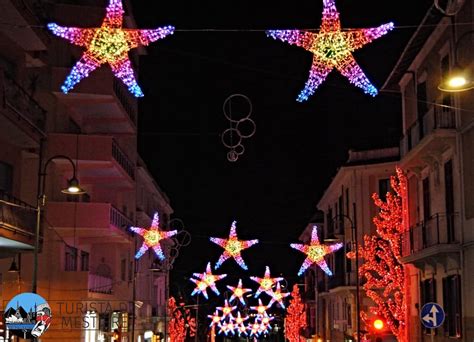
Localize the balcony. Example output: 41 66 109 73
88 273 113 294
0 70 46 148
45 202 133 243
47 133 135 184
0 191 36 255
400 106 456 168
401 213 461 266
50 67 137 133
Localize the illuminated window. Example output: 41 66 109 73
443 275 462 337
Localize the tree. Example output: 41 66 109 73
285 284 307 341
168 297 186 342
349 167 408 341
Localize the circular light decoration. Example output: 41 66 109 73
190 262 227 299
267 282 290 309
130 212 177 260
227 279 252 305
210 220 259 270
47 0 174 97
266 0 394 102
250 266 284 298
290 225 343 276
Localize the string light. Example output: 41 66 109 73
47 0 174 97
348 167 408 340
190 262 227 299
210 220 259 270
227 279 252 305
266 0 393 101
130 212 177 260
290 225 343 276
249 266 284 298
285 284 307 341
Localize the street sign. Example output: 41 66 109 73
420 302 445 328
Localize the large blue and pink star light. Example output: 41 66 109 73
290 225 343 276
47 0 174 97
190 262 227 299
266 0 394 102
129 213 177 260
210 221 259 270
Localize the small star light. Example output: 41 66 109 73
250 298 269 316
267 282 290 309
234 311 249 326
290 225 343 276
259 312 275 326
47 0 174 97
207 311 222 327
190 262 227 299
210 220 259 270
236 323 248 337
130 212 177 260
250 266 284 298
266 0 394 102
248 322 261 337
227 279 252 305
216 299 237 320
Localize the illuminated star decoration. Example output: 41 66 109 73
266 0 394 102
227 279 252 305
190 262 227 299
250 298 269 316
47 0 174 97
210 220 259 270
267 282 290 309
216 299 237 320
129 212 177 260
290 225 343 276
250 266 284 298
234 311 249 326
207 311 222 327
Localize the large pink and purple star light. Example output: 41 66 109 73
129 213 177 260
190 262 227 299
47 0 174 97
290 225 343 276
266 0 393 102
210 221 259 270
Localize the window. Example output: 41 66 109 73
421 278 437 335
0 161 13 193
422 177 431 221
444 160 455 242
128 261 133 282
440 55 453 112
443 275 462 337
80 251 89 272
417 81 428 140
65 245 77 271
121 259 126 281
378 178 390 201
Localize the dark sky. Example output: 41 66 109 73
133 0 433 298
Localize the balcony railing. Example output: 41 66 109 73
112 140 135 180
113 79 137 126
400 105 456 156
110 205 133 235
0 191 36 238
88 273 113 294
1 70 46 134
402 212 459 257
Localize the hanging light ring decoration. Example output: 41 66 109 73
234 144 245 156
223 94 253 123
221 128 243 149
235 118 256 139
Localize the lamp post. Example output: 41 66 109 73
33 155 85 294
331 208 360 342
438 29 474 92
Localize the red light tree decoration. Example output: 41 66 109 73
349 167 408 341
284 284 306 342
168 297 186 342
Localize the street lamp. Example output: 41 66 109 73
438 29 474 92
32 154 85 293
331 209 360 342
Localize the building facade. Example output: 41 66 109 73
0 1 174 341
383 1 474 341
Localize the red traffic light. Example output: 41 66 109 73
373 319 384 331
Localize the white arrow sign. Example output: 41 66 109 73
422 305 439 326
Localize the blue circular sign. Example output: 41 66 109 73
420 302 445 328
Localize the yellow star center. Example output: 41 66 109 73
307 246 325 261
223 308 231 315
258 307 265 314
313 32 349 64
234 288 243 297
261 279 272 290
144 230 161 246
90 27 129 63
226 239 242 256
197 281 207 290
204 275 215 284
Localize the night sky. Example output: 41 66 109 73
132 0 433 299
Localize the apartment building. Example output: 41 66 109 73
382 1 474 341
313 147 400 341
0 1 174 341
